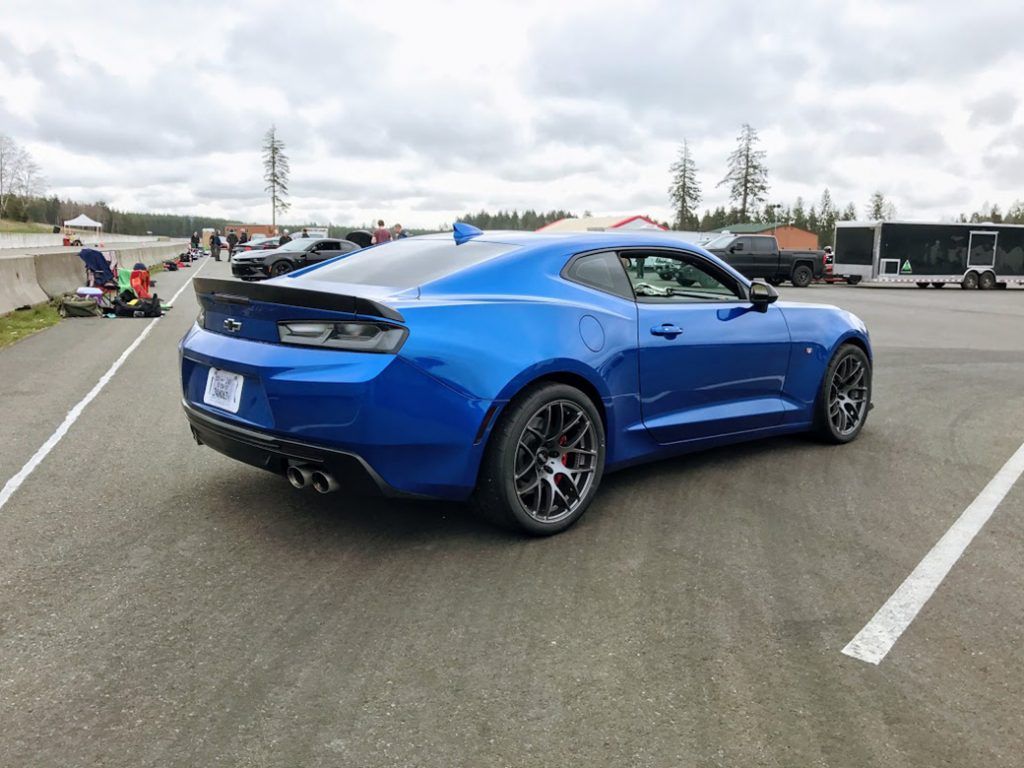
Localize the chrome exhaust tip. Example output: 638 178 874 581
286 464 314 489
311 471 339 494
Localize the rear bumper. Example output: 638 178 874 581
183 400 405 497
179 327 491 500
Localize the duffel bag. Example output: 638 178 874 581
57 293 102 318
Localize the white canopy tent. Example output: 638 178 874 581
63 214 103 238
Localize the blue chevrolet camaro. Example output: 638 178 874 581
181 224 872 535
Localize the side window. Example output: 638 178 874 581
564 251 634 299
732 238 747 251
752 237 773 254
621 251 743 303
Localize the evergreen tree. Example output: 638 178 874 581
791 196 807 230
717 124 769 222
262 126 290 228
667 139 702 229
818 188 837 247
841 202 857 220
866 191 895 220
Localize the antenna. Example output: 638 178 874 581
453 221 483 245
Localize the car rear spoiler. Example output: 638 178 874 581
192 277 404 323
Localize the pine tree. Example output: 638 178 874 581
718 124 769 222
818 188 837 247
791 196 807 230
262 126 290 228
667 139 702 230
841 203 857 220
866 191 895 221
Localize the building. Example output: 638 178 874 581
712 223 818 250
223 223 278 238
537 215 667 233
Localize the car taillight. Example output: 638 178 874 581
277 320 408 353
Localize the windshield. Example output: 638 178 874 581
303 238 519 289
703 235 736 250
277 238 315 252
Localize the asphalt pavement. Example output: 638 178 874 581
1 260 1022 767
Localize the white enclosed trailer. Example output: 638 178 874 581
833 221 1024 289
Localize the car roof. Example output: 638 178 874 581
414 229 709 251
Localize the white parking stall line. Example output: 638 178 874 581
842 440 1024 665
0 258 208 514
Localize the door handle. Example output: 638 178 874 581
650 323 683 338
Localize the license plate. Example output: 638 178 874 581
203 367 244 413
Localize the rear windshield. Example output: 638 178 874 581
303 238 519 288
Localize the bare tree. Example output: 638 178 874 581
0 134 25 219
262 126 290 228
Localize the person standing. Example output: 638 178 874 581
210 229 221 262
279 229 292 245
239 229 249 245
190 231 200 249
392 223 408 239
226 229 239 256
372 219 392 245
301 228 309 238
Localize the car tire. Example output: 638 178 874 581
814 344 871 445
931 282 945 288
791 265 813 287
916 282 931 288
979 271 996 290
472 382 606 536
961 271 979 289
766 277 783 287
269 260 293 277
846 275 862 285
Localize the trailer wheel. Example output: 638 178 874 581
791 264 813 288
916 282 930 288
846 275 862 285
930 282 946 288
961 271 979 290
979 271 996 290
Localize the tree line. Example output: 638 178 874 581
458 209 576 231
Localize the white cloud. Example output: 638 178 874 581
0 0 1022 227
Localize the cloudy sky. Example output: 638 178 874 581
1 0 1022 228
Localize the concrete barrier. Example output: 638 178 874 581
0 255 50 315
0 232 160 250
0 240 188 315
32 251 89 301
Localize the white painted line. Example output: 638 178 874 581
843 440 1024 665
0 258 208 513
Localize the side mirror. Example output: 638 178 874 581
749 280 779 312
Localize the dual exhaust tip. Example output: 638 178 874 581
286 463 339 494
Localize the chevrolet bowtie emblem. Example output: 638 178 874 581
223 318 242 333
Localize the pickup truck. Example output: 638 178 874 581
701 234 825 287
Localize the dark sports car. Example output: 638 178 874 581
230 237 360 280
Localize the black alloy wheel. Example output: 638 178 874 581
791 264 813 287
815 344 871 444
473 383 606 535
270 260 294 277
